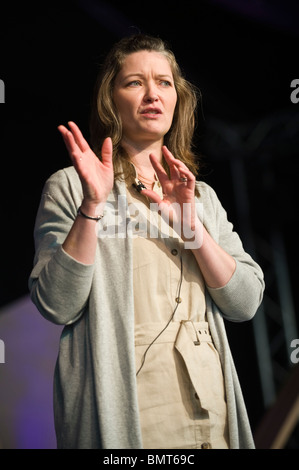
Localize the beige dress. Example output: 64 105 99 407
127 182 229 449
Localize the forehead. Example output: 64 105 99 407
118 50 173 76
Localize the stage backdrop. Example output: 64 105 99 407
0 296 63 449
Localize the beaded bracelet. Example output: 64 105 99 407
77 206 104 221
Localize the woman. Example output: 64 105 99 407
29 34 264 449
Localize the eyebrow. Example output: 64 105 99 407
121 73 173 82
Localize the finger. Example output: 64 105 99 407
161 146 183 180
163 146 195 186
149 153 169 185
162 146 191 177
139 188 162 205
67 121 90 152
162 146 180 166
58 125 79 157
101 137 113 167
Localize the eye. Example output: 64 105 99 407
127 80 141 87
160 80 172 87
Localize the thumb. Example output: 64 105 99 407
101 137 113 166
138 188 162 205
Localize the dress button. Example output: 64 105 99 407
201 442 211 449
171 248 178 256
175 297 182 303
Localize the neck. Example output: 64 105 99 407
122 137 163 178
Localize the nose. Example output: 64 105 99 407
143 83 159 103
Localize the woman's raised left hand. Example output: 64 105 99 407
140 146 198 241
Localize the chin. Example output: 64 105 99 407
141 124 170 139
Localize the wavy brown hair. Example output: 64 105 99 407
90 34 201 183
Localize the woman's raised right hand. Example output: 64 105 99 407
58 121 114 214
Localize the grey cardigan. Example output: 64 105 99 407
29 166 264 449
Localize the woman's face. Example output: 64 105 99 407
113 50 177 146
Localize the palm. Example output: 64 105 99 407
58 121 114 204
160 177 194 206
141 146 196 235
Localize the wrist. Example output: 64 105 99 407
80 199 106 218
181 218 203 250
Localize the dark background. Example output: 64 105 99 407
1 0 298 447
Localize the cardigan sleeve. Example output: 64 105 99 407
197 182 265 322
28 168 95 325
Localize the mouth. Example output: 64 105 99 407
140 107 162 117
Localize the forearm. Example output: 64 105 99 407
183 217 264 321
187 221 236 289
180 182 264 321
62 200 103 264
